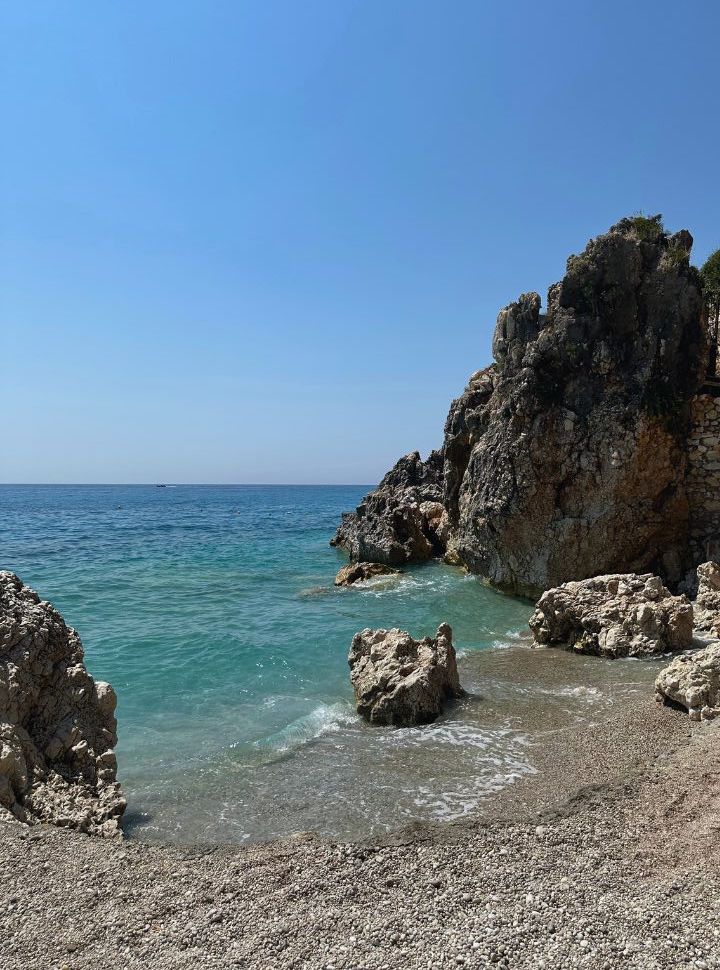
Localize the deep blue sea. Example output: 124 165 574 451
1 485 654 843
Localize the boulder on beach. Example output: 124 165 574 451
0 571 125 836
334 561 400 587
693 561 720 635
655 642 720 721
529 573 693 658
348 623 464 726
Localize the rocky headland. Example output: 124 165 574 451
333 216 709 597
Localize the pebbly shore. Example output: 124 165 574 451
2 675 719 970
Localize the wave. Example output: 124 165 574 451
251 702 356 756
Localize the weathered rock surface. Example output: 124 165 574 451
0 572 125 836
334 217 706 595
656 641 720 720
334 562 400 587
692 560 720 635
331 451 446 565
529 573 693 658
348 623 464 726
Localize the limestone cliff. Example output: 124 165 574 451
332 217 706 597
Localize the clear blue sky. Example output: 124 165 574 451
2 1 719 484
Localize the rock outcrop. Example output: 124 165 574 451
656 642 720 720
692 561 720 635
529 573 693 658
333 217 706 596
334 562 400 587
348 623 464 726
331 451 447 566
0 572 125 836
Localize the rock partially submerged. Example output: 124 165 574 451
656 642 720 721
334 562 400 587
331 451 447 566
0 571 125 836
348 623 464 726
529 573 693 658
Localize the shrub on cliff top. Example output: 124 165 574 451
612 212 664 243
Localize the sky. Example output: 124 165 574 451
2 1 719 484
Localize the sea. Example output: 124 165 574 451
1 484 660 843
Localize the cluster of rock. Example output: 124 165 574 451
348 623 464 726
529 573 693 658
653 561 720 721
525 561 720 722
333 217 706 597
0 571 125 836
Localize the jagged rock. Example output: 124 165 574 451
331 451 445 565
529 573 693 658
0 571 125 836
655 642 720 720
334 562 400 587
441 367 496 530
333 218 706 595
693 561 720 635
348 623 464 726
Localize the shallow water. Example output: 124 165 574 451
1 485 663 843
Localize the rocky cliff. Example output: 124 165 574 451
0 572 125 836
332 216 706 596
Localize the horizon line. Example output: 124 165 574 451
0 482 373 488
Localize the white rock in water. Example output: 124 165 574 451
529 573 693 658
348 623 464 726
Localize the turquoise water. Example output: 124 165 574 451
3 484 651 842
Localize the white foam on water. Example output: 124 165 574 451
359 721 537 823
252 702 356 756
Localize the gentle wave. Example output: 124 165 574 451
251 702 356 755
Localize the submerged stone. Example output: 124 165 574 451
334 562 400 587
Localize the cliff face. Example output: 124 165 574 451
332 217 706 597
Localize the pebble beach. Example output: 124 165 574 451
3 671 719 970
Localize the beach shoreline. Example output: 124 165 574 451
3 664 719 970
